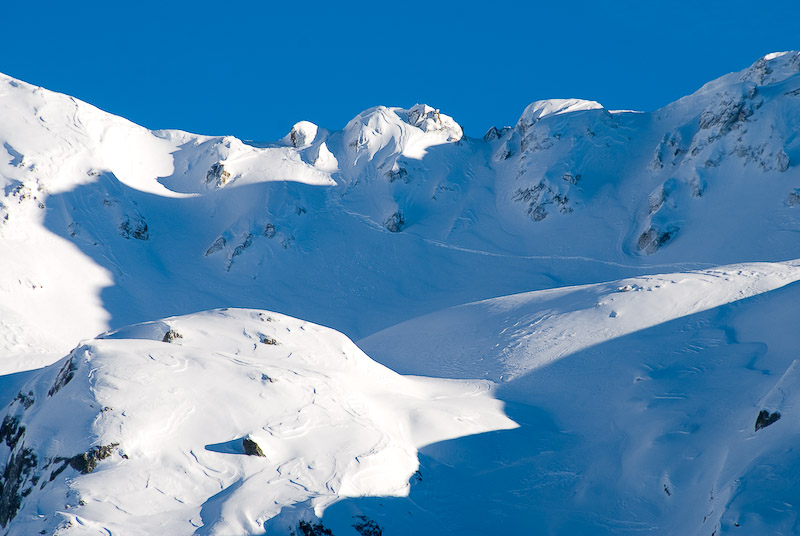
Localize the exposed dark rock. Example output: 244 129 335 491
297 520 333 536
227 233 255 271
162 330 183 343
67 443 119 474
514 184 545 206
263 223 276 238
648 183 671 214
353 515 382 536
755 409 781 431
553 193 572 214
699 90 761 137
119 215 149 240
0 411 36 527
495 144 512 160
741 57 773 85
242 437 265 457
260 335 278 345
0 416 24 450
483 126 511 141
787 190 800 206
206 163 231 187
776 149 790 172
385 167 408 183
48 357 76 397
530 205 548 221
637 226 678 254
290 130 300 147
289 124 316 148
0 445 37 527
48 460 69 482
280 235 295 249
512 181 572 221
520 131 554 152
205 236 226 256
385 211 405 233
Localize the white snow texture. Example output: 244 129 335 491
2 52 800 535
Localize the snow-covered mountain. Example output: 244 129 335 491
0 309 513 535
2 51 800 534
360 261 800 535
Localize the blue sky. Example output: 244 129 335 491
3 1 798 141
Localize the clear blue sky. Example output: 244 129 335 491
3 1 798 141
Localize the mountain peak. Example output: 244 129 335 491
284 121 319 148
517 98 604 129
399 104 463 141
739 50 800 85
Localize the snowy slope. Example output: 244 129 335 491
2 51 800 535
0 309 514 535
0 53 800 370
355 262 800 535
2 52 800 372
360 261 800 380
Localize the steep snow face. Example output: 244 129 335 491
0 309 514 535
478 51 800 263
334 104 462 184
0 73 176 197
636 51 800 259
361 260 800 380
490 97 631 226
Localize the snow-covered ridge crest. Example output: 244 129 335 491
341 103 462 164
739 50 800 86
362 260 800 381
400 103 463 139
0 72 176 197
155 129 336 194
516 98 604 130
684 51 800 102
0 308 515 535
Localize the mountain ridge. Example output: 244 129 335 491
2 51 800 367
1 51 800 534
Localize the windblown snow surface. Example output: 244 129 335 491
2 52 800 534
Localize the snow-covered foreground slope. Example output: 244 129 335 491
351 262 800 535
0 309 515 535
